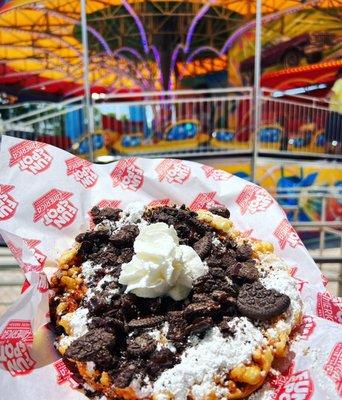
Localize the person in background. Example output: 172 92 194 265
278 115 289 151
325 69 342 154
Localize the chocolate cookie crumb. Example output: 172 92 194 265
65 328 116 366
209 206 230 219
127 333 156 356
237 282 290 320
193 234 212 259
127 316 165 330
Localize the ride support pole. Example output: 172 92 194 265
80 0 95 162
252 0 262 183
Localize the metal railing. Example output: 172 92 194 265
0 87 341 161
93 88 253 160
260 89 341 158
0 96 85 151
274 188 342 296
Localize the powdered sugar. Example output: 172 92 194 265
59 307 89 348
248 383 274 400
211 236 222 247
148 322 176 353
261 268 302 328
96 274 115 289
116 201 146 229
81 260 102 283
153 318 265 400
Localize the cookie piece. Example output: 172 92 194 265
91 206 122 224
64 328 116 366
219 316 235 337
90 316 125 334
236 243 253 261
127 333 156 356
148 349 180 379
127 316 165 330
193 233 212 259
237 282 290 320
227 261 259 283
209 206 230 219
110 224 139 247
184 301 220 320
166 311 188 342
111 361 139 388
185 316 213 336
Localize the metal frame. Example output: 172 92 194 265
252 0 262 182
81 0 94 162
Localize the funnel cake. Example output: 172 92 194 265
50 203 302 400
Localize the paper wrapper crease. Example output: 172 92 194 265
0 136 341 400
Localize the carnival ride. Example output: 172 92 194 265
0 0 340 97
0 0 340 158
0 0 340 231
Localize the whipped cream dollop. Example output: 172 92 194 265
119 222 207 300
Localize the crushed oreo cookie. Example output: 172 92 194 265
110 225 139 247
65 328 116 367
127 316 165 330
193 233 212 259
91 206 122 224
227 261 259 283
52 203 294 393
209 206 230 219
237 281 290 320
127 333 156 356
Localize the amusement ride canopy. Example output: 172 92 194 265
0 0 340 100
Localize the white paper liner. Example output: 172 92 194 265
0 135 341 399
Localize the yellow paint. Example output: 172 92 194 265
215 161 342 192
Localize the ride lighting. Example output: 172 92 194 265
272 83 328 97
91 92 106 100
95 155 116 163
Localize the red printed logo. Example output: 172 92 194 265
7 239 45 272
65 157 98 189
274 219 303 250
189 192 223 211
290 267 308 293
324 343 342 397
201 165 232 181
23 239 46 271
155 159 191 184
273 369 314 400
37 273 49 293
148 199 172 208
111 158 144 191
240 229 258 240
298 315 316 340
236 185 274 215
9 140 52 174
316 292 342 324
0 185 18 221
33 189 78 230
7 241 23 266
321 273 329 287
270 362 295 392
0 320 35 376
54 359 78 387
